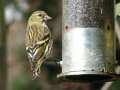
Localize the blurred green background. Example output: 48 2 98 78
0 0 120 90
0 0 62 90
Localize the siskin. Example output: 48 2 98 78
25 11 53 79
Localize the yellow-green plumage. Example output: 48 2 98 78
25 11 52 79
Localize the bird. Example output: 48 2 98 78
25 10 53 79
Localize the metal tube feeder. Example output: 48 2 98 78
58 0 118 82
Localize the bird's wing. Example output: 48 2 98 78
25 23 51 62
44 38 53 58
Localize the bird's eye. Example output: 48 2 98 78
38 14 42 17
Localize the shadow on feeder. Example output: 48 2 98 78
41 57 62 83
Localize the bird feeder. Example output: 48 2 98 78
58 0 119 82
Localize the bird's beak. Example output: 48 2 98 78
44 15 52 21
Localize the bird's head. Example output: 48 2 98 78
30 11 52 22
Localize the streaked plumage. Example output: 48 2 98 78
25 11 53 79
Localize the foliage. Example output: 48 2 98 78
10 71 41 90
